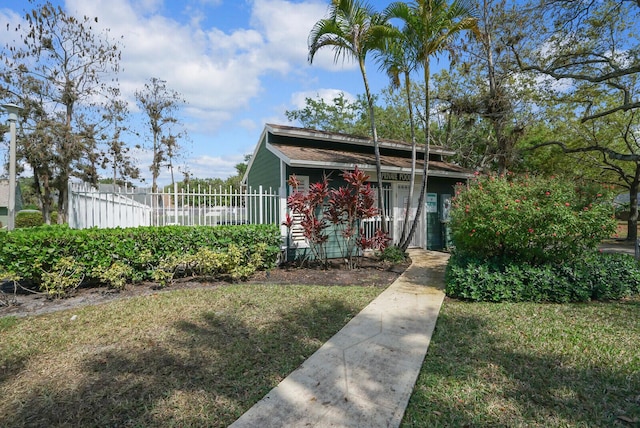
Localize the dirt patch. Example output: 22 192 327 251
0 256 410 318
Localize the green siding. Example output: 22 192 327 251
251 131 466 256
285 167 369 261
244 135 282 225
246 134 281 192
425 177 458 250
284 174 461 255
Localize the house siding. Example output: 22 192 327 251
246 134 281 192
425 177 459 250
284 166 341 260
244 125 471 260
283 168 460 258
284 166 369 260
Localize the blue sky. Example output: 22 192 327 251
1 0 397 186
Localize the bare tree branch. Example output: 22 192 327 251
528 140 640 162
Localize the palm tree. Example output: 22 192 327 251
375 30 420 247
308 0 393 233
386 0 478 250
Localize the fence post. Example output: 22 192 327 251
259 185 264 224
173 182 178 225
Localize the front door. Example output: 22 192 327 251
395 184 424 248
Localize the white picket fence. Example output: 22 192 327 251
68 183 282 229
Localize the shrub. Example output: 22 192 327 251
576 252 640 300
0 271 21 307
14 211 59 228
40 256 84 299
0 224 281 290
284 167 388 269
149 242 271 286
15 211 44 228
378 245 407 263
446 251 640 302
450 173 617 265
93 262 134 290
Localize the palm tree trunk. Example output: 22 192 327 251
360 58 388 234
403 57 431 251
399 71 417 247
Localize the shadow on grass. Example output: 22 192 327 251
402 302 640 427
4 297 358 427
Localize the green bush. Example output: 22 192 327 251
0 224 281 291
14 211 58 228
40 256 84 299
93 261 134 291
378 245 407 263
151 243 271 286
450 173 617 265
446 251 640 302
15 211 44 228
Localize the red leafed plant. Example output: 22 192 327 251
284 167 389 269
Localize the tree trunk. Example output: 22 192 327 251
360 58 387 234
627 169 640 241
399 71 417 247
402 57 432 252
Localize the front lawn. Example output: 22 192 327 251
0 284 381 428
402 297 640 427
4 279 638 427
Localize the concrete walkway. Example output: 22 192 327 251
230 249 449 428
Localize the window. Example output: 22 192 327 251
288 175 309 248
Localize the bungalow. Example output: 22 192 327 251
242 123 473 256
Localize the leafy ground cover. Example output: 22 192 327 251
0 284 383 427
402 297 640 427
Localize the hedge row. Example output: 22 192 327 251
0 224 281 287
15 211 58 228
446 251 640 303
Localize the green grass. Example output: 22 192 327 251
0 284 382 428
0 316 17 332
402 297 640 427
4 281 638 428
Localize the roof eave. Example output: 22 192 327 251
265 123 455 156
288 159 472 180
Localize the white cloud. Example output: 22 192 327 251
186 154 244 179
238 118 258 131
290 88 356 109
117 148 242 185
3 0 366 181
0 8 24 46
6 0 358 133
59 0 350 138
250 0 357 73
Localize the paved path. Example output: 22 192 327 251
599 240 636 256
230 249 449 428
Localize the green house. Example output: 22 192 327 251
243 124 473 258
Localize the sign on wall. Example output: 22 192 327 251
381 172 413 181
426 193 438 213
